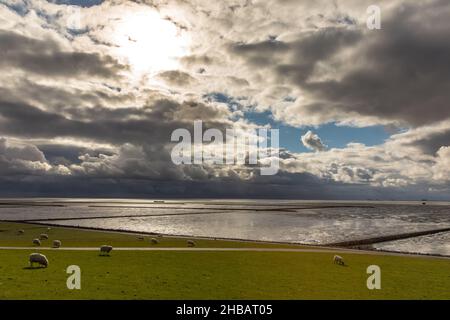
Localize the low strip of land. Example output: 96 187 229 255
0 220 449 299
329 227 450 247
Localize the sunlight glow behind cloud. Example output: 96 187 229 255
113 9 190 76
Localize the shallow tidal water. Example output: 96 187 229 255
1 199 449 255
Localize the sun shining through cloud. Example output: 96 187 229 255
113 9 190 77
2 0 450 201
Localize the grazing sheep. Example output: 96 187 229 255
150 238 159 244
32 238 41 246
47 227 52 232
53 240 61 248
333 255 345 266
100 245 113 255
137 236 144 241
17 229 25 235
187 240 196 247
39 234 49 240
29 253 48 268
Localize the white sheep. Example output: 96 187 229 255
150 238 159 244
32 238 41 246
29 253 48 268
53 240 61 248
47 227 51 232
39 233 49 240
17 229 25 235
100 245 113 255
333 255 345 266
187 240 196 247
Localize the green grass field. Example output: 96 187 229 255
0 221 449 299
0 221 308 248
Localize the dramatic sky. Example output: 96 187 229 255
1 0 450 199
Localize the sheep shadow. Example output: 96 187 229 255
23 266 47 270
98 254 111 257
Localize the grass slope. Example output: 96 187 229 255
0 250 449 299
0 221 449 299
0 221 307 248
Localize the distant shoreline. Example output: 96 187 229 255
5 219 449 260
1 199 449 258
1 197 450 206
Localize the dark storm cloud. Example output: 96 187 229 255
230 28 361 81
228 0 450 128
0 137 51 176
229 39 291 68
37 143 114 165
0 30 127 78
304 1 450 126
0 99 169 145
306 0 450 126
157 70 197 86
180 54 217 67
0 79 133 113
0 169 445 200
230 39 290 57
47 0 104 8
277 28 361 83
1 0 450 199
405 129 450 155
0 97 229 146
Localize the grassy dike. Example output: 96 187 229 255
0 221 449 299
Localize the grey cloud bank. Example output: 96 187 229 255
0 0 450 199
301 131 327 152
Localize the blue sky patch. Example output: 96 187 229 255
203 92 244 112
48 0 103 7
204 92 393 153
245 110 393 153
1 0 29 15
